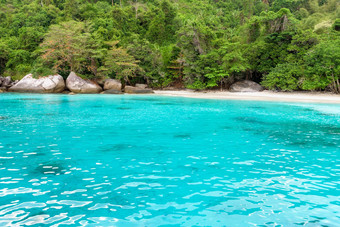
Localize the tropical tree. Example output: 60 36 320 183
0 40 9 74
302 38 340 93
100 41 144 84
39 20 104 78
262 62 302 91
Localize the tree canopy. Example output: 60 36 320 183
0 0 339 92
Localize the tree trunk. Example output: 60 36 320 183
331 73 340 93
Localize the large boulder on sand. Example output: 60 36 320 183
124 86 154 94
229 80 264 92
103 79 122 91
8 74 65 93
66 72 102 93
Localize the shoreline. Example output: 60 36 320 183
2 90 340 104
153 90 340 104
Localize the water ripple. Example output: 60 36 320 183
0 94 339 226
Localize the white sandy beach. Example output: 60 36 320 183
154 90 340 104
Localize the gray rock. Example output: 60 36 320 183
229 80 264 92
124 86 154 94
8 81 18 88
66 72 102 94
102 89 123 94
104 79 122 91
8 74 65 93
96 78 106 87
135 83 147 89
2 76 12 88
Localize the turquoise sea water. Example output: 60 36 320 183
0 93 339 226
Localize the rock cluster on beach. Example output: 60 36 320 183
9 74 65 93
1 72 154 94
1 73 266 94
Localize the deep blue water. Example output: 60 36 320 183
0 93 339 226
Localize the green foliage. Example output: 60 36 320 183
333 18 340 31
125 35 164 85
146 0 177 45
262 63 301 91
100 41 144 84
31 62 55 78
302 37 340 92
0 0 338 93
0 39 9 74
272 0 306 12
39 20 105 78
287 29 318 58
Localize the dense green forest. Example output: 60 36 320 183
0 0 339 91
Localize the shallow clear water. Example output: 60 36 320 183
0 93 339 226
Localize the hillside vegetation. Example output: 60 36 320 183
0 0 339 92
